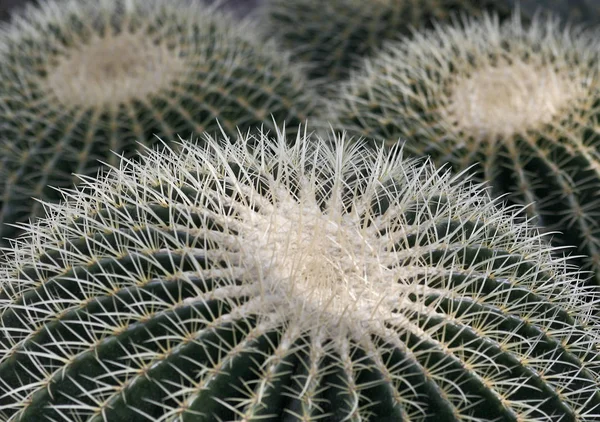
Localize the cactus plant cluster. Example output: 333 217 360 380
261 0 517 82
0 0 318 244
0 0 600 421
325 13 600 286
1 130 599 421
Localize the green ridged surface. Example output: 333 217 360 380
0 128 598 421
261 0 518 82
510 0 600 25
327 13 600 285
0 0 318 245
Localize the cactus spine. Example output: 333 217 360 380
0 0 318 245
0 127 599 421
326 13 600 285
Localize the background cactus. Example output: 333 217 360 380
0 127 599 421
326 13 600 286
0 0 318 246
512 0 600 26
260 0 519 82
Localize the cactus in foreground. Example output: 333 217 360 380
0 0 318 245
261 0 517 82
326 13 600 285
1 127 599 421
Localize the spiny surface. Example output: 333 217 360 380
261 0 517 82
0 0 317 244
327 13 600 285
0 128 599 421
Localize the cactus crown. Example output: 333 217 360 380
45 31 185 107
434 14 591 139
1 127 599 421
331 13 595 141
445 55 582 138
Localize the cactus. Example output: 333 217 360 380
326 12 600 285
0 0 318 245
260 0 518 82
0 127 599 421
507 0 600 26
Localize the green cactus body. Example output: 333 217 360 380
0 128 599 421
506 0 600 26
0 0 318 245
326 13 600 285
261 0 517 82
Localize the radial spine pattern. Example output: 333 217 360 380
0 0 317 244
0 127 599 421
261 0 516 82
327 13 600 284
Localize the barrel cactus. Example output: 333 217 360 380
326 12 600 285
0 127 599 421
260 0 517 82
0 0 318 245
511 0 600 26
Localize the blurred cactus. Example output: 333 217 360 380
261 0 518 82
327 13 600 285
0 127 599 421
509 0 600 26
0 0 318 245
